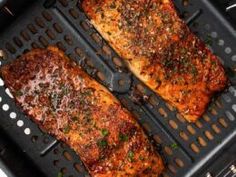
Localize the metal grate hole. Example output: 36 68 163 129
91 33 102 45
175 158 184 167
39 36 49 47
215 99 223 108
61 167 67 174
46 29 56 40
27 24 38 34
24 128 31 135
31 42 40 49
43 137 50 144
69 8 79 19
20 30 31 41
226 111 235 121
136 84 145 94
203 114 210 122
166 103 175 111
232 55 236 62
168 164 177 174
74 47 85 59
164 146 173 155
218 118 228 128
5 42 16 54
81 21 90 31
190 143 200 153
118 79 126 86
187 125 196 135
112 57 123 68
53 148 59 155
23 49 30 54
158 108 168 118
86 58 94 67
225 47 232 54
13 37 23 48
169 120 178 130
74 163 83 173
53 23 63 33
35 17 45 28
53 160 59 166
210 106 218 116
64 35 73 46
197 137 207 147
212 124 221 134
17 120 24 127
102 45 112 56
42 10 52 21
63 151 73 161
97 71 105 81
180 131 189 141
56 42 66 51
143 122 152 133
205 131 214 140
9 112 16 119
176 113 185 123
195 121 203 128
58 0 68 7
31 135 38 143
153 134 162 144
182 0 190 6
148 95 159 106
68 53 76 61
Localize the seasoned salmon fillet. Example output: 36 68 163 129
82 0 228 122
0 46 164 177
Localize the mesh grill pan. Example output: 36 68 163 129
0 0 235 177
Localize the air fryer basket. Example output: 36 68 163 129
0 0 235 177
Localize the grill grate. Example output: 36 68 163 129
0 0 235 177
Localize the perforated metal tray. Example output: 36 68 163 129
0 0 235 177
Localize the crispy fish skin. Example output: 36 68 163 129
0 46 164 177
82 0 228 122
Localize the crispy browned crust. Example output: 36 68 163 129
0 46 164 177
82 0 228 122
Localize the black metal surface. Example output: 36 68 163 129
0 0 235 177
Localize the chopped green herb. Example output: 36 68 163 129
119 133 129 142
101 129 109 136
97 139 108 149
139 155 145 161
127 150 135 162
63 125 70 134
205 35 213 46
171 143 178 150
57 172 63 177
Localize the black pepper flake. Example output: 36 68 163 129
110 1 116 9
127 150 135 162
101 129 109 136
15 90 23 97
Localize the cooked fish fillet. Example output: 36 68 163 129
82 0 228 122
0 46 164 177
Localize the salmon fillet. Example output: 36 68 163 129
82 0 228 122
0 46 164 177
